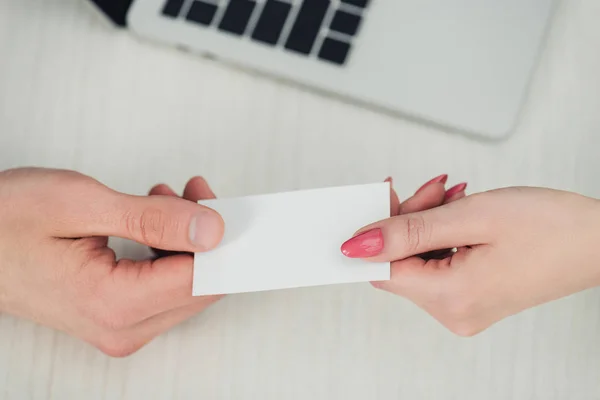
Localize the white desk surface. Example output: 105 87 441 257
2 0 600 399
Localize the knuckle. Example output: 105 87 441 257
94 334 145 358
124 208 177 247
403 215 430 253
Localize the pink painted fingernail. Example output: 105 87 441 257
341 229 384 258
416 174 448 193
444 183 467 200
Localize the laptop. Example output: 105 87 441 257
89 0 556 140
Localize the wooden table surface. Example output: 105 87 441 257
2 0 600 398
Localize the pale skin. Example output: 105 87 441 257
346 179 600 336
1 168 599 357
0 168 226 357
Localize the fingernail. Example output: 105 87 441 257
189 211 223 249
416 174 448 193
444 183 467 200
384 177 393 184
341 228 384 258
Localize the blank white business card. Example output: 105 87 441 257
193 183 390 295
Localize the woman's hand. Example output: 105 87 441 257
0 168 224 357
343 183 600 336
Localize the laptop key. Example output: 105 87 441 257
329 10 362 36
162 0 185 18
219 0 257 36
285 0 330 55
186 1 218 26
340 0 370 8
318 37 351 65
251 0 292 46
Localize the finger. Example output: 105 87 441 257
385 177 401 216
35 175 223 252
371 256 435 295
372 246 475 301
64 190 224 252
149 184 177 197
433 185 469 259
148 184 184 257
112 193 224 252
391 187 401 216
183 177 217 202
370 256 458 321
445 191 466 204
404 182 454 260
444 183 467 204
341 199 487 262
415 174 448 194
399 182 446 214
150 178 217 257
90 236 109 248
109 296 221 356
97 254 205 325
408 183 467 258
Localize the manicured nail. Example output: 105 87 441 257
189 211 223 249
444 183 467 200
341 228 384 258
416 174 448 193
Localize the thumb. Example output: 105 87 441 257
341 199 487 262
59 191 225 252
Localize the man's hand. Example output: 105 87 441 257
0 168 224 357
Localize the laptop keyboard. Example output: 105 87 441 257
160 0 370 65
